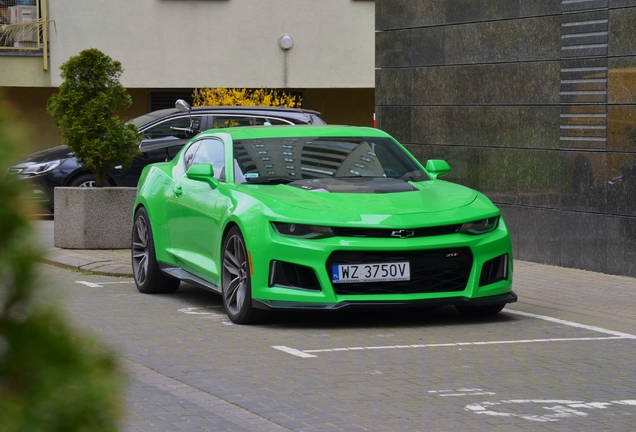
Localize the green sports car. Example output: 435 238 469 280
132 125 516 324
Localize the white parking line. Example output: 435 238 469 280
75 281 134 288
272 346 317 358
272 310 636 358
464 398 636 423
505 309 636 338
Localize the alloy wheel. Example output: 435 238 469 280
222 233 248 316
132 215 149 286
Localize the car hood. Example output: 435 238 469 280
241 178 492 226
19 145 73 163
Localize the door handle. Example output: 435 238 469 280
173 187 183 196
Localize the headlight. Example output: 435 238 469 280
459 217 499 235
272 223 334 239
21 160 61 176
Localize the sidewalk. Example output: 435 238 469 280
42 247 133 277
34 219 636 331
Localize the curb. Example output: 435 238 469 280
41 248 133 278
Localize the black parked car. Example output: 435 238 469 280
7 101 324 211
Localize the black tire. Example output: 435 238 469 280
68 173 97 188
131 207 180 294
221 227 264 324
455 302 506 316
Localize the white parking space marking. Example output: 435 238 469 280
428 388 636 423
178 307 216 315
272 346 317 358
464 398 636 423
75 281 133 288
505 309 636 338
272 310 636 358
273 336 629 358
177 306 235 325
429 389 497 397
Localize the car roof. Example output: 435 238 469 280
199 125 392 141
132 105 323 129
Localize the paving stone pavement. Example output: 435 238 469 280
34 217 636 325
30 219 636 431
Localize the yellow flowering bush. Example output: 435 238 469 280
193 87 301 108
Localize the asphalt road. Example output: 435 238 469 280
29 262 636 431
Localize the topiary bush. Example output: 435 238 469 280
47 48 140 187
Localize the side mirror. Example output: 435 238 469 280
186 164 219 189
175 99 191 113
175 99 198 137
425 159 451 179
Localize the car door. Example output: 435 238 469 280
165 137 227 284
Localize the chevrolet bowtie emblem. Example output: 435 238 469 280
391 229 415 239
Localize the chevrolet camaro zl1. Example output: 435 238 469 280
132 125 516 324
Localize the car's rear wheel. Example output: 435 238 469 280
222 227 264 324
455 302 506 316
132 207 180 294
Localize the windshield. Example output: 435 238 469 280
233 137 430 184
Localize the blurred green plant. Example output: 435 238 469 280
0 95 123 431
47 48 140 187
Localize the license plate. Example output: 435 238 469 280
332 262 410 283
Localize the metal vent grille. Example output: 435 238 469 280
559 2 608 150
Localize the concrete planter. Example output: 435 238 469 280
54 187 137 249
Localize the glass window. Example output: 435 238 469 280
183 141 201 171
191 139 225 180
254 117 294 126
232 137 430 184
213 116 255 129
212 115 294 128
142 116 202 140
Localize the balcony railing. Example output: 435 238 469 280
0 0 51 70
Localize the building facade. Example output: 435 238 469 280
375 0 636 277
1 0 375 150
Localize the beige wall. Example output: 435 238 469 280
45 0 374 89
1 0 374 150
0 56 51 88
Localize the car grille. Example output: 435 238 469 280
331 225 462 238
327 248 473 295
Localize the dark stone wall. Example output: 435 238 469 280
375 0 636 277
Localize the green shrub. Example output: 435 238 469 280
47 48 140 187
0 95 123 432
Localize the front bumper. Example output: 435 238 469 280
253 291 517 311
247 218 514 307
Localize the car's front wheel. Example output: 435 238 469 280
132 207 180 294
455 302 506 316
68 173 97 188
221 227 264 324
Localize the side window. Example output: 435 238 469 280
143 116 203 140
213 116 255 129
183 141 201 171
254 117 294 126
190 139 225 180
